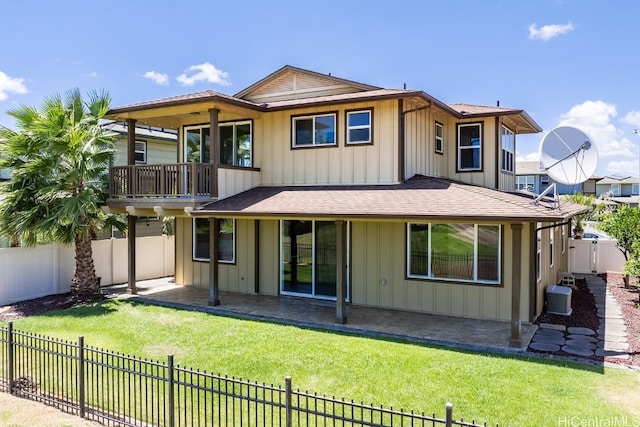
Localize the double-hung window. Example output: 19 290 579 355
292 113 336 147
407 223 501 284
193 218 235 263
457 123 482 171
501 125 515 173
611 183 621 196
135 141 147 164
516 175 535 192
346 109 372 144
435 122 444 154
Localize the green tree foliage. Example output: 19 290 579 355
561 193 603 235
599 205 640 288
0 89 124 295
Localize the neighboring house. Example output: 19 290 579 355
515 161 597 195
103 121 178 237
595 176 639 207
104 65 586 346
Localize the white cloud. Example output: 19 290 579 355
88 72 98 78
516 151 540 162
176 62 230 87
528 22 575 41
621 110 640 129
604 158 639 177
143 71 169 85
0 70 28 101
558 100 635 158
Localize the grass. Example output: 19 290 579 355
3 299 640 427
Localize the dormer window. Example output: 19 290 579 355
292 113 337 148
457 123 482 171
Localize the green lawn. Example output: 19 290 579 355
3 299 639 427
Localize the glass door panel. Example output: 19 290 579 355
314 221 336 297
282 220 313 295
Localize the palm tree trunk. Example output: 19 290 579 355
72 233 100 295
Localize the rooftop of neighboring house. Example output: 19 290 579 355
515 161 546 176
596 175 639 185
102 121 178 141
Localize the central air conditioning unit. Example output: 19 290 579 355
546 285 572 316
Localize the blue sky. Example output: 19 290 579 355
1 0 639 178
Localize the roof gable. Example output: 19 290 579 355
234 65 381 103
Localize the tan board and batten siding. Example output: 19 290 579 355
170 67 557 322
112 137 177 166
177 218 543 322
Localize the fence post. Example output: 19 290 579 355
285 376 292 427
445 402 453 427
78 336 85 419
168 354 175 427
7 322 13 394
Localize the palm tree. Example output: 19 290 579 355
0 89 121 296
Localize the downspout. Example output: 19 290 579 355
399 100 432 183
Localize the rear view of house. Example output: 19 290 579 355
104 65 586 346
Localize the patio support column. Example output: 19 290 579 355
209 108 219 199
335 220 347 324
510 223 523 347
208 217 220 306
126 119 137 295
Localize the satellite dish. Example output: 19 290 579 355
539 126 598 185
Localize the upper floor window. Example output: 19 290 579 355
184 121 253 167
407 222 501 284
135 141 147 164
292 113 336 147
346 109 372 144
220 121 252 167
501 125 515 173
435 122 444 154
611 183 621 196
516 175 535 192
633 183 639 195
457 123 482 171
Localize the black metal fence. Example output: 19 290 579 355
1 323 500 426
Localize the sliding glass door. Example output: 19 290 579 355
280 220 349 300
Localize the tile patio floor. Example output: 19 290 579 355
106 277 537 353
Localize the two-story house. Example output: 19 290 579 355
104 65 585 347
595 176 639 207
515 161 598 196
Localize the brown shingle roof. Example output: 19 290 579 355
192 175 586 222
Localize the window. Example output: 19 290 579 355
193 218 235 263
457 123 482 171
220 121 252 166
516 175 535 192
407 223 501 284
633 183 639 195
292 113 336 147
611 183 621 196
346 109 372 144
435 122 444 154
501 125 515 173
540 175 550 185
135 141 147 164
184 121 253 167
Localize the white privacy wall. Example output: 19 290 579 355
569 238 626 274
0 236 174 306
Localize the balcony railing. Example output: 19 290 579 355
109 163 212 199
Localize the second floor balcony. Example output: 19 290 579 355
107 162 261 213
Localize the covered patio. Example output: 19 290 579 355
105 277 538 352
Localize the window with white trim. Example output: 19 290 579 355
435 122 444 154
346 109 372 144
516 175 535 192
457 123 482 171
611 183 621 196
407 223 501 284
501 125 515 173
292 113 336 147
135 141 147 164
193 218 235 263
633 183 639 195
